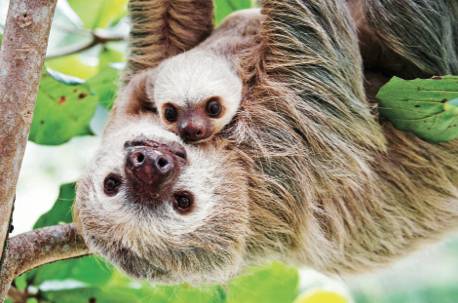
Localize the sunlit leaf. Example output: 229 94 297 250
68 0 128 29
46 54 98 80
377 76 458 143
30 70 98 145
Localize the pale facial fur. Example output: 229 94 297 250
75 113 250 284
151 50 243 143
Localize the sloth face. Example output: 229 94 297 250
74 116 250 284
152 50 243 144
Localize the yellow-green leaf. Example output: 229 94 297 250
68 0 127 29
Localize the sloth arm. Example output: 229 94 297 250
123 0 214 83
254 0 386 150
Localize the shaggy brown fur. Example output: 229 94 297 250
231 0 458 274
123 0 214 83
74 0 458 283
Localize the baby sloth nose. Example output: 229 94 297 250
179 120 208 143
125 147 174 186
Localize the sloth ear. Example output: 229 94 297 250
113 69 157 116
122 0 214 85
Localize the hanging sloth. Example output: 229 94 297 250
74 0 458 284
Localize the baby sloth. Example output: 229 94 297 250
152 50 243 144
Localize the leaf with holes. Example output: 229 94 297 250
29 70 98 145
377 76 458 143
68 0 127 29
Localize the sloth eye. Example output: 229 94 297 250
103 173 122 196
173 191 194 214
164 104 178 122
206 98 222 118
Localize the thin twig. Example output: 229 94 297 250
46 31 126 59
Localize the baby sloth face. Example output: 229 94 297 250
153 51 243 144
74 110 250 283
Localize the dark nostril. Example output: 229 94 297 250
196 129 203 137
157 157 168 168
136 153 145 164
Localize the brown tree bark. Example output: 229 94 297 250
0 224 89 302
0 0 57 266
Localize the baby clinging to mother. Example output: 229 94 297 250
74 0 458 284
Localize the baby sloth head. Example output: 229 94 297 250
153 51 243 144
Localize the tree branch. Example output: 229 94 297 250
0 224 89 302
0 0 58 267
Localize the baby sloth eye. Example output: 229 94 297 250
206 97 222 118
173 191 194 214
103 173 122 196
164 104 178 123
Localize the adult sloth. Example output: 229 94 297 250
74 0 458 283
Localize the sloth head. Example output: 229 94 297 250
151 50 243 144
74 78 250 284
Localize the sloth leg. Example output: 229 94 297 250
123 0 214 83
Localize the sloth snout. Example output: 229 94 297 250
125 147 175 187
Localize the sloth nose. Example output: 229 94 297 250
125 147 175 186
179 122 207 143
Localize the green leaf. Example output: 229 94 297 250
227 262 299 303
87 66 121 110
42 286 144 303
214 0 254 24
15 273 28 291
29 70 98 145
29 256 114 287
166 285 226 303
377 76 458 143
34 183 75 229
68 0 128 29
99 45 125 69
